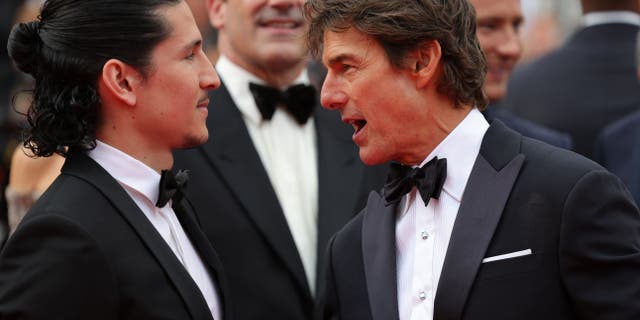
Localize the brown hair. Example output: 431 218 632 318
305 0 488 110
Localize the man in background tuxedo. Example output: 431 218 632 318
505 0 640 159
306 0 640 319
473 0 572 150
173 0 387 319
595 109 640 205
594 34 640 206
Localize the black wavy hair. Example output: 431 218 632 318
7 0 180 157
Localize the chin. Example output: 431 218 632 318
358 149 388 166
263 48 306 69
179 133 209 149
485 85 507 102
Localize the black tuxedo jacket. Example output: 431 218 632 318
173 82 387 320
505 23 640 159
320 121 640 320
0 152 231 320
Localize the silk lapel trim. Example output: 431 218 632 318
362 191 401 320
434 153 524 320
173 199 231 319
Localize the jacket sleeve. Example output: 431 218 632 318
560 169 640 319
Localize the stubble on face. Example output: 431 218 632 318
178 131 209 149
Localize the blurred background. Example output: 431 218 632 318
520 0 583 63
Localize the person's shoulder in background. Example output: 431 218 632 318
5 145 65 232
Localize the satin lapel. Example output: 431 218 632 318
434 121 525 320
62 153 213 320
174 198 231 319
201 83 311 297
314 106 364 283
362 191 400 320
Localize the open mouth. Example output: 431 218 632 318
346 119 367 135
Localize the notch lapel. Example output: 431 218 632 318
434 121 525 320
173 198 231 319
362 192 401 320
200 83 311 298
63 153 214 320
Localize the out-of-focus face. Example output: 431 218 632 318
321 27 434 166
210 0 307 79
135 1 220 150
186 0 212 35
472 0 523 102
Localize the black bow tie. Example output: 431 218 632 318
249 82 316 125
156 169 190 208
382 157 447 207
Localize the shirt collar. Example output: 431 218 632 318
215 55 311 126
583 11 640 27
87 140 161 206
397 108 489 214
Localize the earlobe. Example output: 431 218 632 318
413 40 442 89
101 59 138 107
208 0 225 29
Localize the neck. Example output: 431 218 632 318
399 102 473 166
96 129 173 174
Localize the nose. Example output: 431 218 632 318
201 55 220 91
497 26 522 59
320 72 348 110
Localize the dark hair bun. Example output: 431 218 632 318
7 21 42 76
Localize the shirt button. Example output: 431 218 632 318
421 231 429 240
418 291 426 300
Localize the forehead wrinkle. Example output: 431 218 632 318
324 30 376 67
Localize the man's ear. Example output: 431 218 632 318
100 59 141 107
208 0 225 29
410 40 442 89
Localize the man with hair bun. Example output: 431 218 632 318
305 0 640 319
0 0 230 319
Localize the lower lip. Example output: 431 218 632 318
352 125 365 145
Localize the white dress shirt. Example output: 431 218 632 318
396 109 489 320
216 56 319 293
87 141 222 320
583 11 640 27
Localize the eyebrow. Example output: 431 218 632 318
181 38 202 52
326 53 355 67
477 15 524 24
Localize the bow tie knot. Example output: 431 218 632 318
156 169 190 208
249 82 316 124
382 157 447 207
